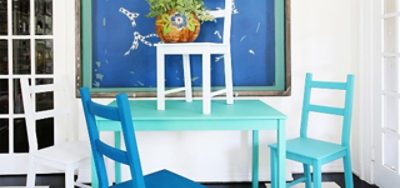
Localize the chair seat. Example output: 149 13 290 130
155 42 228 54
269 138 347 161
155 42 227 48
33 141 90 165
111 169 206 188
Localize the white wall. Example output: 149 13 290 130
60 0 364 183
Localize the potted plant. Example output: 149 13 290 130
146 0 214 43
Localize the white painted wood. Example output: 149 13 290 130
26 158 36 188
373 0 400 186
202 53 211 114
157 48 165 110
382 90 400 98
224 49 234 104
384 11 400 19
211 89 227 97
265 182 340 188
65 167 74 188
208 10 226 18
165 87 186 95
32 84 55 93
383 52 400 57
155 0 234 114
20 78 90 188
0 0 69 174
183 54 193 102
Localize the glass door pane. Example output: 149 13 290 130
0 119 8 153
383 132 400 172
0 40 8 75
385 0 400 13
384 17 400 53
13 118 28 153
13 40 31 74
35 0 52 35
0 0 7 35
0 79 8 114
35 39 53 74
13 79 24 114
12 0 30 35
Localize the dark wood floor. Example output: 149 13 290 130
0 173 378 188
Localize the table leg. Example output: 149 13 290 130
91 156 99 188
202 53 211 114
277 120 286 188
115 131 122 184
252 130 259 188
157 49 165 110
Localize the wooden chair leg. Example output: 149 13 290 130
26 158 36 188
65 167 75 188
270 148 278 188
183 54 193 102
312 162 322 188
303 164 312 188
223 51 234 105
157 49 165 110
343 152 354 188
202 53 211 114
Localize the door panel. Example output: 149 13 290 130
374 0 400 187
0 0 63 175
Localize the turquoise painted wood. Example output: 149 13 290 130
80 88 207 188
91 99 287 188
269 73 355 188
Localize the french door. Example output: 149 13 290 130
373 0 400 187
0 0 65 174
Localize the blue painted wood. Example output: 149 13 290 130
92 99 287 188
114 131 122 184
277 120 286 188
269 73 355 188
312 161 322 188
303 164 311 188
252 130 259 188
80 88 206 188
310 81 347 90
270 148 277 188
287 176 306 187
307 104 345 116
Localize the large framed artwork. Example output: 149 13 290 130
76 0 291 97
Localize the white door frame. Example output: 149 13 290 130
0 0 69 175
356 0 376 184
370 0 400 187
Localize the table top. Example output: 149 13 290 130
107 99 287 121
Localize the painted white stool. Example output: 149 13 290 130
156 0 234 114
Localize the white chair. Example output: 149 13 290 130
20 78 90 188
156 0 234 114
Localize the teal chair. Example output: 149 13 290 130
269 73 355 188
80 88 206 188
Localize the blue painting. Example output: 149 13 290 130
92 0 276 89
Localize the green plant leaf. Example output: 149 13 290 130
187 22 195 31
161 14 170 22
163 23 171 35
145 0 214 21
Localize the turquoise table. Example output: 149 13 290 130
92 100 287 188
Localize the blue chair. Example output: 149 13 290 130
269 73 355 188
80 88 206 188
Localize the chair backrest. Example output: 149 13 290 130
20 78 56 152
80 88 145 188
207 0 233 44
300 73 355 146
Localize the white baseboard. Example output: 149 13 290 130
265 182 340 188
